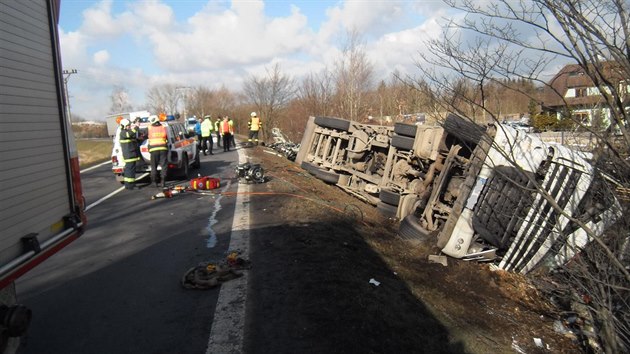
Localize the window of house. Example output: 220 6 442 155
575 87 587 97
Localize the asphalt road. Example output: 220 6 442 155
16 146 245 354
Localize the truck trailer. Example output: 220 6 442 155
0 1 86 351
296 115 623 274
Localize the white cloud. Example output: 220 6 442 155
93 50 110 65
59 0 459 121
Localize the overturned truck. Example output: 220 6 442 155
296 115 622 273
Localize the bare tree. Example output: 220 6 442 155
413 1 629 352
146 83 181 116
333 29 374 121
297 69 336 117
243 63 295 141
109 85 133 113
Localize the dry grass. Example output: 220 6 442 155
76 139 112 168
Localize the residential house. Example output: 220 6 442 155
541 61 629 129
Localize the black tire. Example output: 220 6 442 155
379 189 401 206
443 113 486 145
300 161 319 175
192 149 200 169
391 135 414 150
313 168 340 184
179 155 189 179
394 122 417 137
398 215 432 241
376 201 397 217
314 116 351 132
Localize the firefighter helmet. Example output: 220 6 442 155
149 116 159 124
250 112 257 117
120 118 131 127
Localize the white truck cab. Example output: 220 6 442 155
111 119 200 182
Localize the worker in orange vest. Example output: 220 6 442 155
148 116 169 188
220 116 234 152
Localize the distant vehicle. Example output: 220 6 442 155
185 117 198 133
1 0 87 350
105 111 151 137
296 114 622 274
504 121 534 133
111 120 200 183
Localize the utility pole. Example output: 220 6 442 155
62 69 78 122
176 86 192 121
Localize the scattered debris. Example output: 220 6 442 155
428 255 448 266
236 162 266 183
181 251 251 290
368 278 380 287
533 337 543 348
268 127 299 161
151 188 184 199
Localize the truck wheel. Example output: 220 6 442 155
398 215 432 241
391 135 414 150
192 150 200 169
394 123 417 137
443 113 486 145
314 116 351 132
376 201 397 218
300 161 319 175
379 189 401 206
313 168 340 184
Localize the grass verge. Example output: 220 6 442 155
76 139 112 168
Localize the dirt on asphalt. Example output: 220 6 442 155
239 145 579 354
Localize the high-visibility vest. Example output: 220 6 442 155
221 120 232 135
201 119 213 137
249 117 260 131
148 124 168 152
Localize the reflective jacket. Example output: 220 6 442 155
148 124 168 152
248 117 261 131
201 119 214 137
220 120 233 135
119 127 140 162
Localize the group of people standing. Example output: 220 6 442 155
195 115 236 154
118 111 263 191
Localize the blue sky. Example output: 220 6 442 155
58 0 456 120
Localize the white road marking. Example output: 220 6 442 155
85 173 149 212
80 160 110 173
206 150 250 354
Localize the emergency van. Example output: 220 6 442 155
111 118 200 182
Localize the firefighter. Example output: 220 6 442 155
148 116 168 188
248 111 261 146
220 115 234 152
119 118 140 190
200 115 214 155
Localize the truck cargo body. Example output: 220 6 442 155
0 0 86 350
105 111 151 137
297 115 622 273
